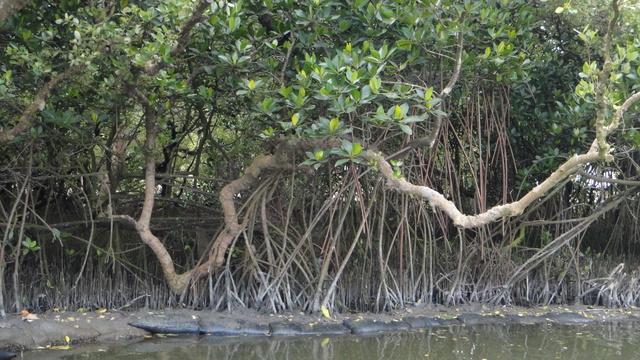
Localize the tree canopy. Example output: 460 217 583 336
1 0 639 314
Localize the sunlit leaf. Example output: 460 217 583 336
352 142 362 156
321 305 331 318
50 345 71 350
329 118 339 132
394 105 402 119
424 87 434 101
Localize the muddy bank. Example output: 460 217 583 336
128 304 640 336
2 304 640 356
0 310 147 356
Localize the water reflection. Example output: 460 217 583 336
24 321 640 360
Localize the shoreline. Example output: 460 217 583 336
2 304 640 356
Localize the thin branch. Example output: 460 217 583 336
497 185 638 296
280 31 296 84
387 25 464 160
440 27 464 98
594 0 620 157
142 0 212 76
578 168 640 186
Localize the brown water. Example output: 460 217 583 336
21 321 640 359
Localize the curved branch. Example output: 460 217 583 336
365 146 602 228
124 87 189 292
440 27 464 98
189 154 293 282
376 1 636 229
603 90 640 135
0 65 86 144
117 0 214 293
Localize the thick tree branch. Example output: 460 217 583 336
0 65 86 144
189 154 293 283
366 146 602 228
118 0 213 293
367 79 639 228
0 0 30 24
376 0 633 229
123 87 189 292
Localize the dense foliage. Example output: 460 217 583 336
0 0 639 314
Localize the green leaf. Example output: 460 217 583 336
424 87 434 101
291 113 300 126
279 86 293 97
341 139 353 154
398 123 412 135
396 39 412 51
352 142 362 156
370 77 381 94
555 6 564 13
335 158 350 167
354 0 367 9
329 117 339 132
403 116 423 123
394 105 402 119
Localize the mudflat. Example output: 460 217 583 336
2 304 640 356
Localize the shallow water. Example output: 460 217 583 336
21 321 640 360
